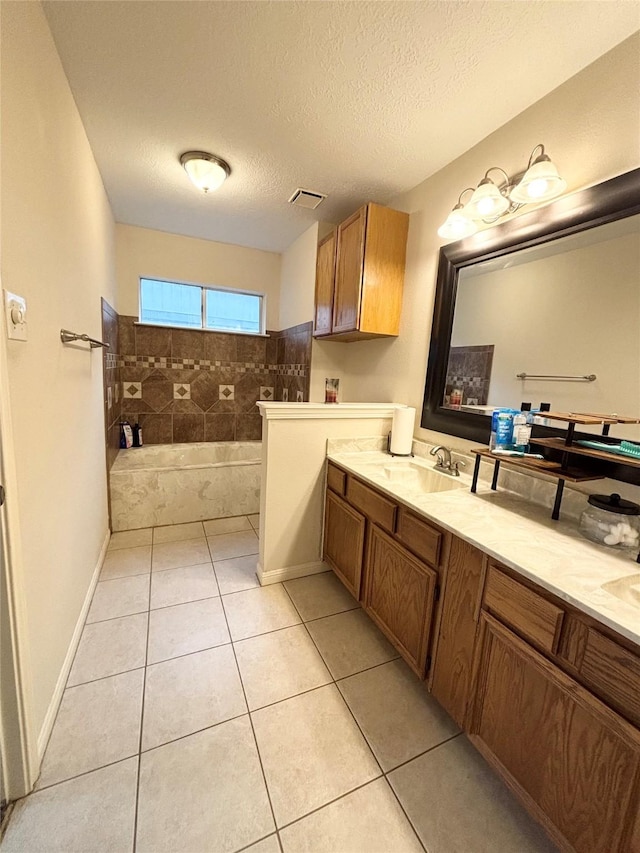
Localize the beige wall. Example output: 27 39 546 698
278 222 319 330
338 35 640 438
116 224 282 330
1 0 117 755
277 220 347 401
258 405 394 584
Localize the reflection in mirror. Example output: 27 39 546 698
443 214 640 439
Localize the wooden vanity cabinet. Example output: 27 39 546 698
323 464 640 851
469 613 640 853
430 538 486 727
323 462 445 676
323 489 365 600
559 611 640 729
363 524 438 678
313 203 409 341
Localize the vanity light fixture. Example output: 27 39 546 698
465 168 512 219
180 151 231 193
509 144 567 203
437 188 478 240
437 144 566 240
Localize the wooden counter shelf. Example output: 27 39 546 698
470 448 604 521
540 411 640 445
532 436 640 470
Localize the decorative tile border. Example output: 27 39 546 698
118 354 309 376
275 364 308 377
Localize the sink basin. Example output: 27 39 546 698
601 573 640 607
356 459 466 495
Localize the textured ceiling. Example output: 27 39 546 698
43 1 639 252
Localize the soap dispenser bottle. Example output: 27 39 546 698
513 405 532 452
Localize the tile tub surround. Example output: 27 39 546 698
273 321 312 405
327 446 640 645
101 298 122 471
118 316 312 444
109 441 261 531
2 521 555 852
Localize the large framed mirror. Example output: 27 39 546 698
421 168 640 476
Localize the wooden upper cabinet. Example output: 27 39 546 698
314 203 409 342
332 207 367 334
313 230 337 337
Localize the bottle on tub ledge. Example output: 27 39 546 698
132 422 143 447
119 421 133 449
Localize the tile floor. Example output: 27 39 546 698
1 513 558 853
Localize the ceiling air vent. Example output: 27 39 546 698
288 188 327 210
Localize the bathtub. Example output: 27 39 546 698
110 441 261 531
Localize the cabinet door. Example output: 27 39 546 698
364 524 437 678
359 203 409 336
323 490 365 600
469 613 640 853
430 539 485 727
314 230 337 336
332 207 366 333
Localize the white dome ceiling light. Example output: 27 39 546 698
180 151 231 193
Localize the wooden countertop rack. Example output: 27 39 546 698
470 448 604 521
470 410 640 562
540 411 640 445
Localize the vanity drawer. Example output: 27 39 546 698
346 477 397 533
578 628 640 727
484 566 564 655
327 463 346 496
396 507 442 567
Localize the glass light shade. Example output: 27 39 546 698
510 158 566 203
465 180 510 219
437 206 478 240
181 153 230 193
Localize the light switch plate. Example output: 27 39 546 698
4 291 27 341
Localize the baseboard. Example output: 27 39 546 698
257 559 329 586
36 529 110 761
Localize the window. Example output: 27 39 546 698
139 278 264 334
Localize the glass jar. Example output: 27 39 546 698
578 492 640 550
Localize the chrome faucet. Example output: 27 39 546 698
430 445 466 477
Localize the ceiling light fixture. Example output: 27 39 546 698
180 151 231 193
437 144 566 241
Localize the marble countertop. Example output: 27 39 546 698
327 450 640 647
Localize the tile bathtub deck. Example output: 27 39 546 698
1 514 558 853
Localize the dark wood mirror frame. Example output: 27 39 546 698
421 167 640 484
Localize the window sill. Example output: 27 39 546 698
134 321 270 338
